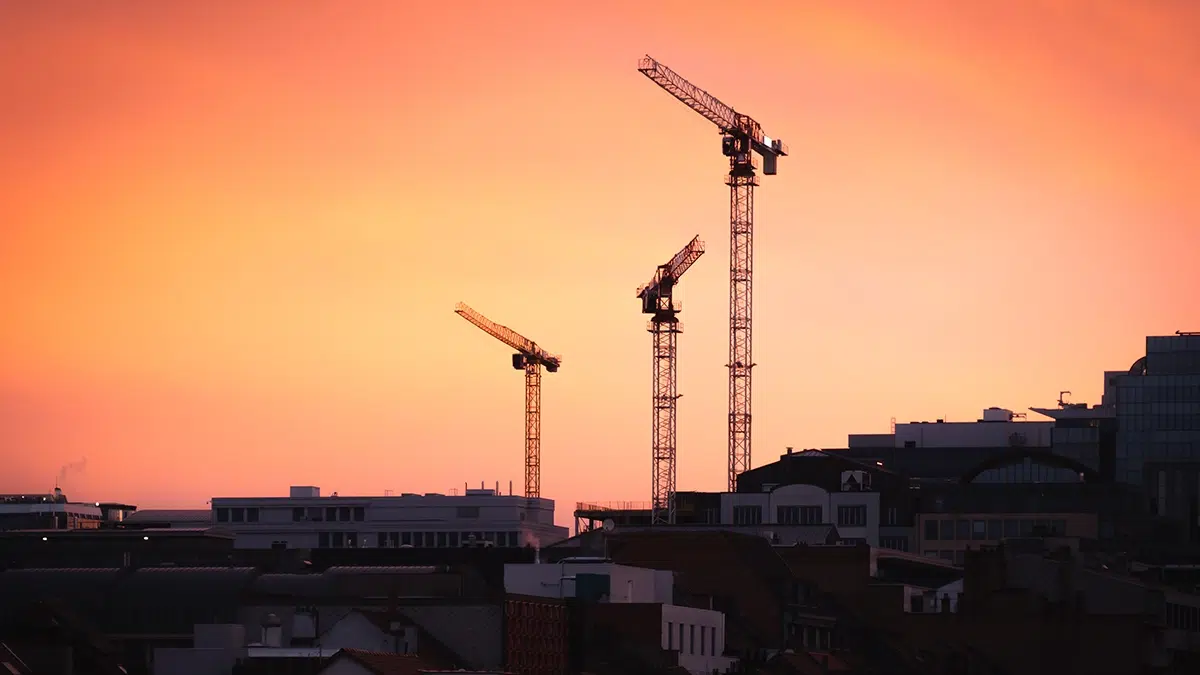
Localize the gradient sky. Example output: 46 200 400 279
2 1 1198 522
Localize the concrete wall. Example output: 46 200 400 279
661 604 733 672
894 420 1053 449
505 562 669 603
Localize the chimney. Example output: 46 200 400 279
786 447 794 455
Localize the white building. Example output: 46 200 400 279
504 559 736 675
850 407 1054 450
209 485 569 550
722 480 881 547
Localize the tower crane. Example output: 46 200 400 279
637 235 706 525
455 302 561 500
638 55 788 492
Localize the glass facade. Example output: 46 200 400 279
1114 335 1200 489
972 457 1083 484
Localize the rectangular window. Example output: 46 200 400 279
378 532 388 548
309 507 323 521
668 622 674 650
776 505 820 524
678 624 684 654
401 532 412 546
971 520 986 540
338 506 351 522
955 519 970 540
457 506 481 519
837 505 866 527
346 532 358 548
987 519 1002 540
700 622 706 655
318 532 330 548
353 506 365 522
733 505 763 525
689 624 695 654
711 627 717 656
449 531 460 547
246 508 259 523
924 519 939 540
291 507 304 522
940 519 955 540
217 508 230 523
231 508 245 523
437 532 448 547
886 507 898 526
881 537 909 552
1003 519 1019 538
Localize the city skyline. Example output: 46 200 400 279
2 1 1198 521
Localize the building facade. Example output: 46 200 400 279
1112 334 1200 541
210 486 569 550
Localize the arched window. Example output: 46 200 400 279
971 456 1083 484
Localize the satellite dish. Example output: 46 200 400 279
602 519 616 532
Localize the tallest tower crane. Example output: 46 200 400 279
638 55 788 491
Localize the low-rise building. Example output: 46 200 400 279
210 485 568 550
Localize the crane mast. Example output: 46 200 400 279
638 236 705 525
454 302 561 500
638 55 788 492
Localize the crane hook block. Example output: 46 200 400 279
512 354 526 370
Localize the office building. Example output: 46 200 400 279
210 485 569 550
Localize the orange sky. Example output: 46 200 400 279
2 1 1198 522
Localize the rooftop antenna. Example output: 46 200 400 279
1058 391 1072 408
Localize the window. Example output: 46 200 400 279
678 624 684 654
1003 519 1019 538
246 508 259 523
955 519 969 540
924 519 939 540
954 550 966 566
231 508 245 523
353 507 365 522
325 507 336 521
711 627 717 656
437 532 448 547
217 508 230 523
700 623 706 655
308 507 323 521
401 532 412 546
837 505 866 527
270 541 286 550
689 624 695 654
318 532 330 548
971 520 986 540
880 536 909 552
886 507 898 526
940 519 955 540
346 532 359 548
987 519 1002 540
378 532 388 547
733 505 763 525
777 505 821 525
338 507 351 522
668 622 674 650
292 507 305 522
457 506 481 519
332 532 345 547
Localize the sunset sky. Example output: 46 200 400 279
2 1 1198 523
